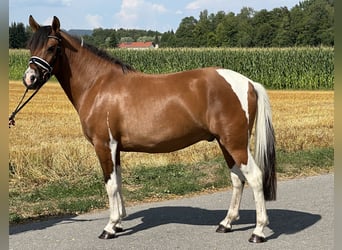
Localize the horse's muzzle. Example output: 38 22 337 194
23 66 45 90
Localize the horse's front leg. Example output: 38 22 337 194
95 137 126 239
101 164 126 239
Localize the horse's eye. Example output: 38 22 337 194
47 46 55 53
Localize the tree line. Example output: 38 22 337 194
9 0 333 49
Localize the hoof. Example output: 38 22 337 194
248 233 266 243
98 230 116 239
216 224 232 233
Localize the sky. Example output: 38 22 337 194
9 0 301 32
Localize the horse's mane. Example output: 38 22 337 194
81 39 135 73
28 26 135 73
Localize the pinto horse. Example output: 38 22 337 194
23 16 276 243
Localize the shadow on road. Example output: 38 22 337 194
9 215 90 235
120 207 321 241
10 206 321 241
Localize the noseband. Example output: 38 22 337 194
28 56 53 80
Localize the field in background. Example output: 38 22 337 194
9 81 334 183
9 47 334 89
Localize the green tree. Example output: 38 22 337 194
209 11 226 30
175 16 198 47
92 28 109 47
120 37 134 43
308 0 334 46
85 28 118 48
9 22 28 48
235 7 254 47
272 7 295 46
193 10 211 47
137 36 154 42
206 31 218 47
252 9 276 47
291 0 334 46
160 30 177 47
107 31 118 48
153 32 160 46
216 12 238 47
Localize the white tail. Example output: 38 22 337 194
251 82 277 201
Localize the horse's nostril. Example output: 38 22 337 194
30 75 36 82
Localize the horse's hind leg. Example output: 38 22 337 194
216 137 268 242
241 149 269 243
216 145 246 233
216 166 245 233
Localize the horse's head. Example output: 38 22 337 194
23 15 61 90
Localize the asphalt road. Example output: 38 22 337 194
9 174 334 250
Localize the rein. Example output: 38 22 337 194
8 86 42 128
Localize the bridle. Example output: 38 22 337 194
9 35 61 127
24 35 61 89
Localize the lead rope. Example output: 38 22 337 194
8 86 42 128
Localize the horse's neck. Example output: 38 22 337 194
55 35 119 112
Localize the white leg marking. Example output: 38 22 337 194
220 165 245 229
216 69 251 121
241 149 268 238
104 118 126 234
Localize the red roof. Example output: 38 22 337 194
118 41 154 49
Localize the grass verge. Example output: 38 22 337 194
9 147 333 224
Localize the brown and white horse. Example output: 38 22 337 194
23 16 276 243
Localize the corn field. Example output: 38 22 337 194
9 47 334 89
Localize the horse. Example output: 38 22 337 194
23 15 276 243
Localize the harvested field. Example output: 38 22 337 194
9 82 334 184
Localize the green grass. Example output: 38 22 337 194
276 147 334 175
9 147 333 224
123 162 226 201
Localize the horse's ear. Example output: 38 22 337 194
52 16 60 33
29 15 40 32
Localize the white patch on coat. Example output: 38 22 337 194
216 69 250 121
